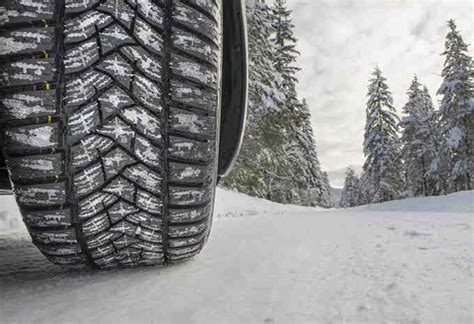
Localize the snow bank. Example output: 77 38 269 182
0 189 472 323
354 190 473 213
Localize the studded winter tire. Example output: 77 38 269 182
0 0 222 268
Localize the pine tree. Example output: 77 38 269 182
421 86 442 196
361 67 404 203
436 19 474 192
293 99 332 207
319 171 333 207
270 0 330 206
340 167 360 207
400 77 437 197
272 0 300 96
221 1 286 198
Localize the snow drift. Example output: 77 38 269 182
0 189 472 323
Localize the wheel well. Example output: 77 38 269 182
218 0 248 177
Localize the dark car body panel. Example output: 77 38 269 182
217 0 248 177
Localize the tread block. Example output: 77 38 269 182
101 147 136 179
121 105 162 142
169 162 210 183
90 243 115 259
132 241 162 253
82 212 110 237
134 135 161 168
127 211 161 231
96 117 135 149
4 124 59 153
74 163 104 197
0 27 54 56
109 221 139 237
7 153 62 180
173 2 218 44
168 136 214 161
169 222 207 238
68 102 100 139
15 182 66 207
30 227 77 244
99 24 134 54
65 11 113 43
136 189 161 214
112 235 138 249
64 40 99 74
0 0 54 26
0 58 55 87
93 254 118 267
171 54 217 88
121 45 162 82
65 70 113 106
0 90 56 120
116 249 144 263
133 17 163 55
103 177 136 202
170 79 217 111
108 201 139 223
132 74 162 112
172 27 217 64
169 233 205 248
185 0 220 22
87 231 122 250
71 134 114 170
139 251 164 263
78 192 118 219
65 0 100 13
168 243 201 257
134 225 162 243
169 108 215 136
127 0 163 29
169 205 210 223
169 186 211 205
96 53 134 89
98 85 134 119
98 0 134 28
122 164 162 193
22 209 72 228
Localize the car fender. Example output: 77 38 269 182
217 0 248 177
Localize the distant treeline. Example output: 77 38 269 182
340 20 473 207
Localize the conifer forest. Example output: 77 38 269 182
221 1 473 208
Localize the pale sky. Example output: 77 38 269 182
287 0 473 187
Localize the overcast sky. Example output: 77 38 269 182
286 0 473 188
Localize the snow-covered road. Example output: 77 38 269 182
0 189 473 323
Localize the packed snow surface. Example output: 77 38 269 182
0 189 473 323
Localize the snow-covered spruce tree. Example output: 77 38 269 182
436 19 474 192
340 167 361 208
320 171 333 208
270 0 331 207
361 67 404 203
399 77 437 197
291 100 332 207
221 0 287 198
422 86 446 195
421 86 443 196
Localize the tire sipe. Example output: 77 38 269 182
0 0 222 268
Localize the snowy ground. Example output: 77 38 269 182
0 189 473 323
